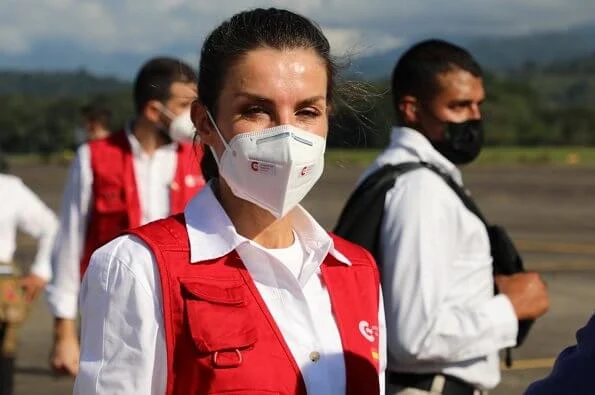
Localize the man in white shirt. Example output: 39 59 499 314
358 40 550 394
47 57 204 377
0 169 58 395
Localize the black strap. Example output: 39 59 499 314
415 162 488 224
334 162 426 262
334 161 531 365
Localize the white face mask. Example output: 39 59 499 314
206 111 326 218
160 107 196 142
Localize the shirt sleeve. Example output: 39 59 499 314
381 170 518 365
524 314 595 395
46 145 92 319
13 179 59 281
74 235 167 395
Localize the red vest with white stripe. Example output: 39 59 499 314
80 130 204 277
130 214 381 395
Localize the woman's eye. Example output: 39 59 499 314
242 106 267 117
297 108 321 118
245 106 265 114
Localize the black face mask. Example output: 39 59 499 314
431 119 484 165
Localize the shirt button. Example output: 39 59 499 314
309 351 321 362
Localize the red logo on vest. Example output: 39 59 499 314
359 320 379 343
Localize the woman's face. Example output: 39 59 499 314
198 47 329 158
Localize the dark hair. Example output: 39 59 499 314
391 39 483 123
80 100 112 129
198 8 339 181
133 57 197 114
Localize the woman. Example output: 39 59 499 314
75 8 386 395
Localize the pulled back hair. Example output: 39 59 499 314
391 39 483 124
198 8 339 181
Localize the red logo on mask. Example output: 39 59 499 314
251 161 259 171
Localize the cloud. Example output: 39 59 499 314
323 28 405 57
0 0 594 58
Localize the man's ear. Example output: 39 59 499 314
191 101 217 146
143 100 163 123
398 95 420 125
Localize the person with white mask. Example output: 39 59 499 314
47 57 206 377
74 8 386 395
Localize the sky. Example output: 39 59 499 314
1 0 595 63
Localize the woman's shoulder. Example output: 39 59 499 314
329 233 378 269
88 234 158 287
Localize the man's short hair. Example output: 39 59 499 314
80 100 112 129
133 57 197 114
391 39 483 122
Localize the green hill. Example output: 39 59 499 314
0 69 129 96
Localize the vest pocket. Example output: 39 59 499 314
180 279 258 356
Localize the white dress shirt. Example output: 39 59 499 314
74 183 386 395
0 174 58 280
46 126 178 319
362 127 518 390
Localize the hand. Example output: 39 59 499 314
495 272 550 320
20 274 47 303
50 319 80 377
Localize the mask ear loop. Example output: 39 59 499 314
205 109 234 167
158 103 175 120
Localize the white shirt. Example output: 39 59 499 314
74 183 387 395
0 174 58 280
362 127 518 390
46 126 178 319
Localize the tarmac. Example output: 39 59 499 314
10 160 595 394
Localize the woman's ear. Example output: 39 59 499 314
191 101 217 146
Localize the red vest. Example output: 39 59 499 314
81 130 204 276
130 214 381 395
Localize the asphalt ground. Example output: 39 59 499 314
9 160 595 395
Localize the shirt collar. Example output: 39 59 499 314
184 182 351 266
389 126 462 182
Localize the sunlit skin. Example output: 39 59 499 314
193 47 329 249
399 69 485 141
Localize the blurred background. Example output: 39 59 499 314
2 0 595 394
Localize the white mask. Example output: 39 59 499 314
207 111 326 218
161 107 197 142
